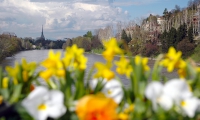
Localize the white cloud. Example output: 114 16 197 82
113 0 159 6
0 0 129 39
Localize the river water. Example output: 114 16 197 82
0 49 178 86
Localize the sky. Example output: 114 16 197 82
0 0 190 40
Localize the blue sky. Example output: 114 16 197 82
0 0 190 39
120 0 189 19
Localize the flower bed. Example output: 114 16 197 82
0 37 200 120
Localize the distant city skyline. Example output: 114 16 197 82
0 0 190 40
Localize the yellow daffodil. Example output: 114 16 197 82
40 50 65 80
6 62 19 78
41 50 63 69
160 47 186 72
118 112 129 120
63 44 87 70
2 77 9 88
39 69 54 81
76 93 118 120
118 104 134 120
102 37 123 61
21 58 36 72
135 55 150 71
94 62 115 80
115 56 133 78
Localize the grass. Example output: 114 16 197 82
91 48 104 54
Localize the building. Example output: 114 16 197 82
40 25 45 41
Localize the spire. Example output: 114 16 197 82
41 25 45 40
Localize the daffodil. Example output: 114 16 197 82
40 50 65 80
102 37 123 61
41 50 63 69
90 79 124 104
2 77 9 89
21 86 66 120
115 56 133 78
118 104 134 120
76 93 118 120
6 62 20 84
63 44 87 70
135 55 150 71
93 62 115 80
160 47 186 72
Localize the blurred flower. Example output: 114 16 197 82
0 96 3 104
118 104 134 120
160 47 186 72
63 44 87 70
135 55 150 71
40 50 65 81
145 81 173 111
2 77 9 89
115 56 133 78
145 78 195 116
102 38 123 62
118 112 129 120
41 50 62 69
76 93 117 120
6 62 20 84
21 58 36 81
162 79 192 104
39 69 54 81
5 59 36 83
180 97 200 118
22 86 66 120
94 62 115 80
90 79 124 104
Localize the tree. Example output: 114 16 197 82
83 31 93 39
176 23 187 43
121 29 131 44
168 27 177 47
160 30 169 53
188 25 194 43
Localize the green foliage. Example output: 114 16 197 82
177 23 187 43
0 35 22 61
188 25 194 43
191 44 200 62
91 48 104 54
121 29 131 44
160 30 169 53
83 31 93 39
168 27 177 47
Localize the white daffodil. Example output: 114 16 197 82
145 81 172 110
162 79 192 104
21 86 66 120
90 79 124 104
180 97 200 118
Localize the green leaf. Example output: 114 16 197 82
9 84 23 104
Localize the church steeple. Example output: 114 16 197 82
41 25 45 41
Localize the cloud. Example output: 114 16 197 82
0 0 129 39
112 0 159 6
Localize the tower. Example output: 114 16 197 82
40 25 45 41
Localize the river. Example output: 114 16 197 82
0 49 178 86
